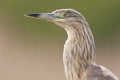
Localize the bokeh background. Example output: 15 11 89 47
0 0 120 80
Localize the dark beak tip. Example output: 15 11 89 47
24 13 40 17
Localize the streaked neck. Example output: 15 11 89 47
63 21 96 80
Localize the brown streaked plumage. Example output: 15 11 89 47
25 9 119 80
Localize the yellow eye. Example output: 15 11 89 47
63 13 70 17
64 13 67 17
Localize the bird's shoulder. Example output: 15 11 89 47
82 64 119 80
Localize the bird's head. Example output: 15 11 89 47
25 9 86 28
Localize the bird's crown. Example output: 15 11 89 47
52 9 83 19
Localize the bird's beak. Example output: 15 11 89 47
24 13 61 21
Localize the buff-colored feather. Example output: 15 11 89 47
25 9 119 80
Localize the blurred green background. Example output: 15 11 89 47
0 0 120 80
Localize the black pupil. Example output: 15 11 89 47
64 10 76 18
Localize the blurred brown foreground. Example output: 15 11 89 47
0 21 120 80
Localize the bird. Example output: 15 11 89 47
25 9 119 80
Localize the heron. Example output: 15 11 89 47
25 9 119 80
